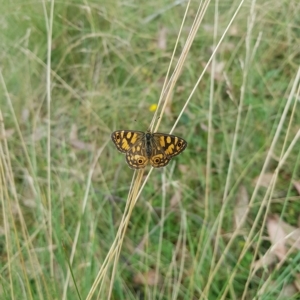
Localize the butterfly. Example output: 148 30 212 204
111 130 187 169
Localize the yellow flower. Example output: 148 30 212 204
149 104 157 112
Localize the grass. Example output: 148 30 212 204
1 0 300 299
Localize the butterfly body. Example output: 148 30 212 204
145 133 152 157
111 130 187 169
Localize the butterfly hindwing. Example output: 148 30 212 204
125 140 149 169
149 150 171 168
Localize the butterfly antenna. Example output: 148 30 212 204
148 116 160 133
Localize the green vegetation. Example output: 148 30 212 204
1 0 300 299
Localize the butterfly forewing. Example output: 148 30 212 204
111 130 144 153
152 133 187 158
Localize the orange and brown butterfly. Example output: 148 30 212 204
111 130 187 169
